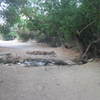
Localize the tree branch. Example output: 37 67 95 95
77 20 96 35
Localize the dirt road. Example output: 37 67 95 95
0 40 100 100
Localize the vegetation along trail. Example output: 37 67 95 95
0 0 100 99
0 40 100 100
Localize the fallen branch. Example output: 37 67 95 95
77 20 96 35
81 38 100 59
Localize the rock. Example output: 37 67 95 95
54 60 68 65
65 60 76 65
88 58 94 62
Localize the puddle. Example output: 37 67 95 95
0 57 75 66
21 58 69 66
0 53 76 67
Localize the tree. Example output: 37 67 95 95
0 0 100 59
0 0 28 38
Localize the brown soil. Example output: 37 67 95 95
0 40 100 100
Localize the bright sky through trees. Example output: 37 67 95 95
0 1 8 25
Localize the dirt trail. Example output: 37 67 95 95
0 40 100 100
0 40 79 61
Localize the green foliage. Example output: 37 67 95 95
25 0 78 45
5 0 27 7
0 24 10 35
74 0 100 48
0 0 100 56
32 0 100 47
0 0 28 38
17 28 30 41
4 6 20 26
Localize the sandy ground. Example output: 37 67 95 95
0 40 79 60
0 40 100 100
